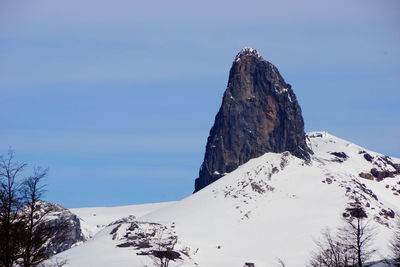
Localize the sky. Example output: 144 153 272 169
1 0 399 208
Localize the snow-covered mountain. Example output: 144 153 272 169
50 132 400 266
43 48 400 266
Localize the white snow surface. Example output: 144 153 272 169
70 202 175 239
52 132 400 267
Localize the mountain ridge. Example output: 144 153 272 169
53 131 400 266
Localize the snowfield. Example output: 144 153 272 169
50 132 400 267
70 202 176 239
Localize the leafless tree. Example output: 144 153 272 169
309 229 351 267
310 203 376 267
0 149 64 267
390 216 400 266
0 149 27 267
153 229 179 267
338 217 376 266
20 167 51 267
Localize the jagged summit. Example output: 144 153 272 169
194 48 312 192
234 47 263 61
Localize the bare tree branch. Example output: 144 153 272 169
309 202 376 267
0 149 67 267
390 216 400 266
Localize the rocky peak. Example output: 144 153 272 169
234 47 263 62
194 48 312 192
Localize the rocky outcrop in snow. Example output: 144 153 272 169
194 47 311 192
33 201 86 255
108 216 193 266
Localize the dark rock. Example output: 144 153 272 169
346 207 367 218
363 153 374 162
272 166 279 174
309 132 323 138
153 250 181 261
364 154 400 181
359 172 374 180
128 222 139 231
394 164 400 173
329 152 348 163
371 168 394 181
381 208 395 219
194 48 312 192
136 241 152 249
354 181 378 201
110 224 121 236
136 251 152 256
117 242 136 248
330 152 348 159
380 156 400 174
250 182 265 194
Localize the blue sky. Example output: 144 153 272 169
1 0 399 208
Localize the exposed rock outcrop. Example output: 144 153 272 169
194 47 311 192
359 151 400 181
33 201 86 255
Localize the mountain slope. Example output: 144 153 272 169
53 132 400 267
70 201 176 239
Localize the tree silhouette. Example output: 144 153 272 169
0 149 66 267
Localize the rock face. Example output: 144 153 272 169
194 47 312 192
33 201 86 255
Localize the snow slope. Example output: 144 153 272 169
53 132 400 267
70 202 176 239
